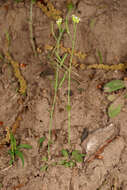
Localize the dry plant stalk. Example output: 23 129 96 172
5 52 27 95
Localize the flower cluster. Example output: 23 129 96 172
56 17 62 27
72 15 80 24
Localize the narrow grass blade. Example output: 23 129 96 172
15 150 24 167
17 144 32 149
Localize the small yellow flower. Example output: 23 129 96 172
56 17 62 26
72 15 80 24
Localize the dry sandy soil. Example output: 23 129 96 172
0 0 127 189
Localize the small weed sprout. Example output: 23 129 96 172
8 132 32 167
59 149 85 168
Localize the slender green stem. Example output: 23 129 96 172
48 26 64 157
67 22 77 145
48 66 58 157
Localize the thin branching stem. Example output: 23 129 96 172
48 25 64 157
67 22 77 145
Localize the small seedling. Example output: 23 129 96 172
60 149 85 168
8 132 32 167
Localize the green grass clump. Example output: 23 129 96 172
8 132 32 167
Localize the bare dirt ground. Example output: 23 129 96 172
0 0 127 189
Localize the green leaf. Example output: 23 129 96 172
61 149 69 158
38 137 46 147
72 150 85 163
104 80 125 92
108 103 122 118
17 144 32 149
15 150 24 167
